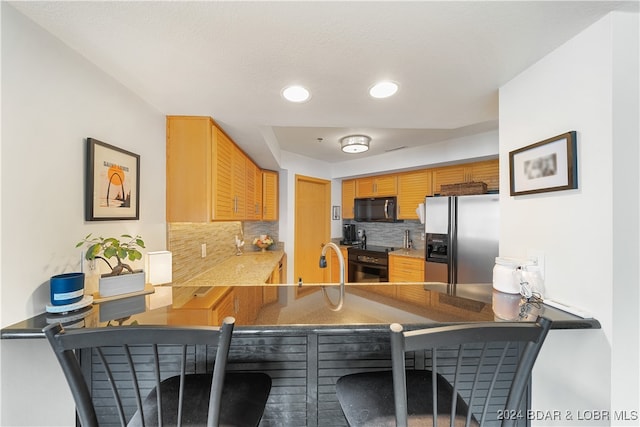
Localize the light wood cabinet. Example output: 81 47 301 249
211 126 234 220
329 247 349 283
356 175 397 197
264 254 285 304
173 287 235 326
166 116 213 222
262 170 279 221
397 169 432 220
340 159 498 222
432 159 499 195
341 179 356 219
389 254 429 305
389 254 425 282
167 116 276 222
244 159 262 220
234 286 262 325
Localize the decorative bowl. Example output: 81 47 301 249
253 235 274 252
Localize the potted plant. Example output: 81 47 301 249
77 233 146 297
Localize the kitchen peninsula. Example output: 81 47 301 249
2 248 600 426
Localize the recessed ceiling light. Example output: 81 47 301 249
282 85 310 103
369 81 399 99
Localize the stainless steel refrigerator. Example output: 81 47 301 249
424 194 499 285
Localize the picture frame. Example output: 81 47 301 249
85 138 140 220
509 131 577 196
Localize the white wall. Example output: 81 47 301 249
500 11 639 426
1 4 167 425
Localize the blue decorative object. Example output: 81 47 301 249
50 272 85 306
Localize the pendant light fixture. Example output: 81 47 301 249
340 135 370 154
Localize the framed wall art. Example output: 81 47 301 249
85 138 140 220
509 131 577 196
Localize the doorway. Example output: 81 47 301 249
294 175 331 298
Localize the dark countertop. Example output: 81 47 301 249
1 282 600 339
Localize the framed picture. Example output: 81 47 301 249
509 131 577 196
85 138 140 220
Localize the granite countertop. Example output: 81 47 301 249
389 248 424 259
1 244 601 339
176 249 285 287
2 279 600 339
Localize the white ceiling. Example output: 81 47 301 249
10 1 637 169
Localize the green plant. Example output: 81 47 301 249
76 234 145 276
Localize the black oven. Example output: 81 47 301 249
347 245 393 283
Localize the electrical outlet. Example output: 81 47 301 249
526 249 545 279
201 243 207 258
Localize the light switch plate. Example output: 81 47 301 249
201 243 207 258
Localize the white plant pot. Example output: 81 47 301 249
99 270 145 297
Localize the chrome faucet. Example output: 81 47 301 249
319 242 345 311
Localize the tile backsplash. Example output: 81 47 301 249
167 221 279 284
342 220 425 250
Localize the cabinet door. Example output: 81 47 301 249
212 290 235 325
397 169 431 219
245 160 262 220
212 127 234 220
432 160 499 195
389 255 425 282
166 116 213 222
355 177 375 197
432 165 466 195
356 175 397 197
231 145 246 219
390 255 428 305
329 247 348 283
262 170 279 221
374 175 398 196
342 179 356 219
468 159 499 192
253 164 263 220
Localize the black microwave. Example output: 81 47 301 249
354 197 400 222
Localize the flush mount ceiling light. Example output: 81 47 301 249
282 85 310 103
369 81 399 99
340 135 370 154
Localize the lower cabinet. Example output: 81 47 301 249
389 254 429 305
172 288 236 326
329 247 348 283
264 254 286 305
175 254 286 326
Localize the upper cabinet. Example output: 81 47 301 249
356 174 397 197
166 116 213 223
397 169 432 220
341 159 498 220
342 179 356 219
262 170 279 221
167 116 278 222
432 159 499 195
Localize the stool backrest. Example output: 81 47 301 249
390 317 551 427
43 317 235 427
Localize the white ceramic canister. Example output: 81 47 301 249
492 257 534 294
